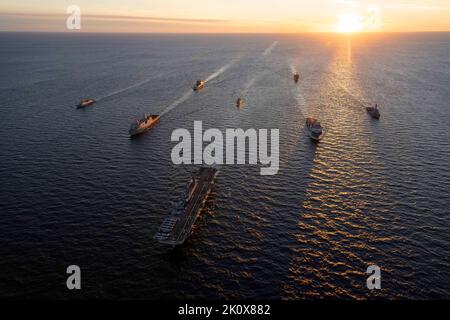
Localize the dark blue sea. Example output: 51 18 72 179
0 32 449 299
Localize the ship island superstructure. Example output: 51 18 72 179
154 167 219 246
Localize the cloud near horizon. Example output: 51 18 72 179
0 12 313 33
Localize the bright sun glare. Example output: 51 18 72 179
334 14 364 33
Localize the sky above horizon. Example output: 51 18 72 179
1 0 450 33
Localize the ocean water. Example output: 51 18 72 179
0 32 449 299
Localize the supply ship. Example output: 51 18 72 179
305 117 324 141
154 167 219 246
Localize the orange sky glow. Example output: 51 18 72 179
0 0 450 33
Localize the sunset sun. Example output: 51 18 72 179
334 14 364 33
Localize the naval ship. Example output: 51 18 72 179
154 167 219 246
193 80 205 91
366 104 381 120
305 117 324 141
129 114 160 137
236 97 244 109
77 98 96 108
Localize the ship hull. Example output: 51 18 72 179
193 85 205 91
77 101 95 109
305 126 323 142
193 80 205 91
366 107 380 120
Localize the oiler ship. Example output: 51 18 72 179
154 167 219 246
129 114 160 137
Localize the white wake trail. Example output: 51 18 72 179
205 58 238 83
160 90 193 117
242 77 257 96
97 79 150 101
159 58 239 117
289 63 297 74
241 71 265 97
295 89 306 118
334 81 370 108
263 41 278 56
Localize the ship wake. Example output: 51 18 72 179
160 58 239 117
96 79 150 101
263 41 278 56
205 58 239 83
160 90 193 117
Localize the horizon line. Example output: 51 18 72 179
1 30 450 34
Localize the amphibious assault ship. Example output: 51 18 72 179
154 167 219 246
129 114 160 137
